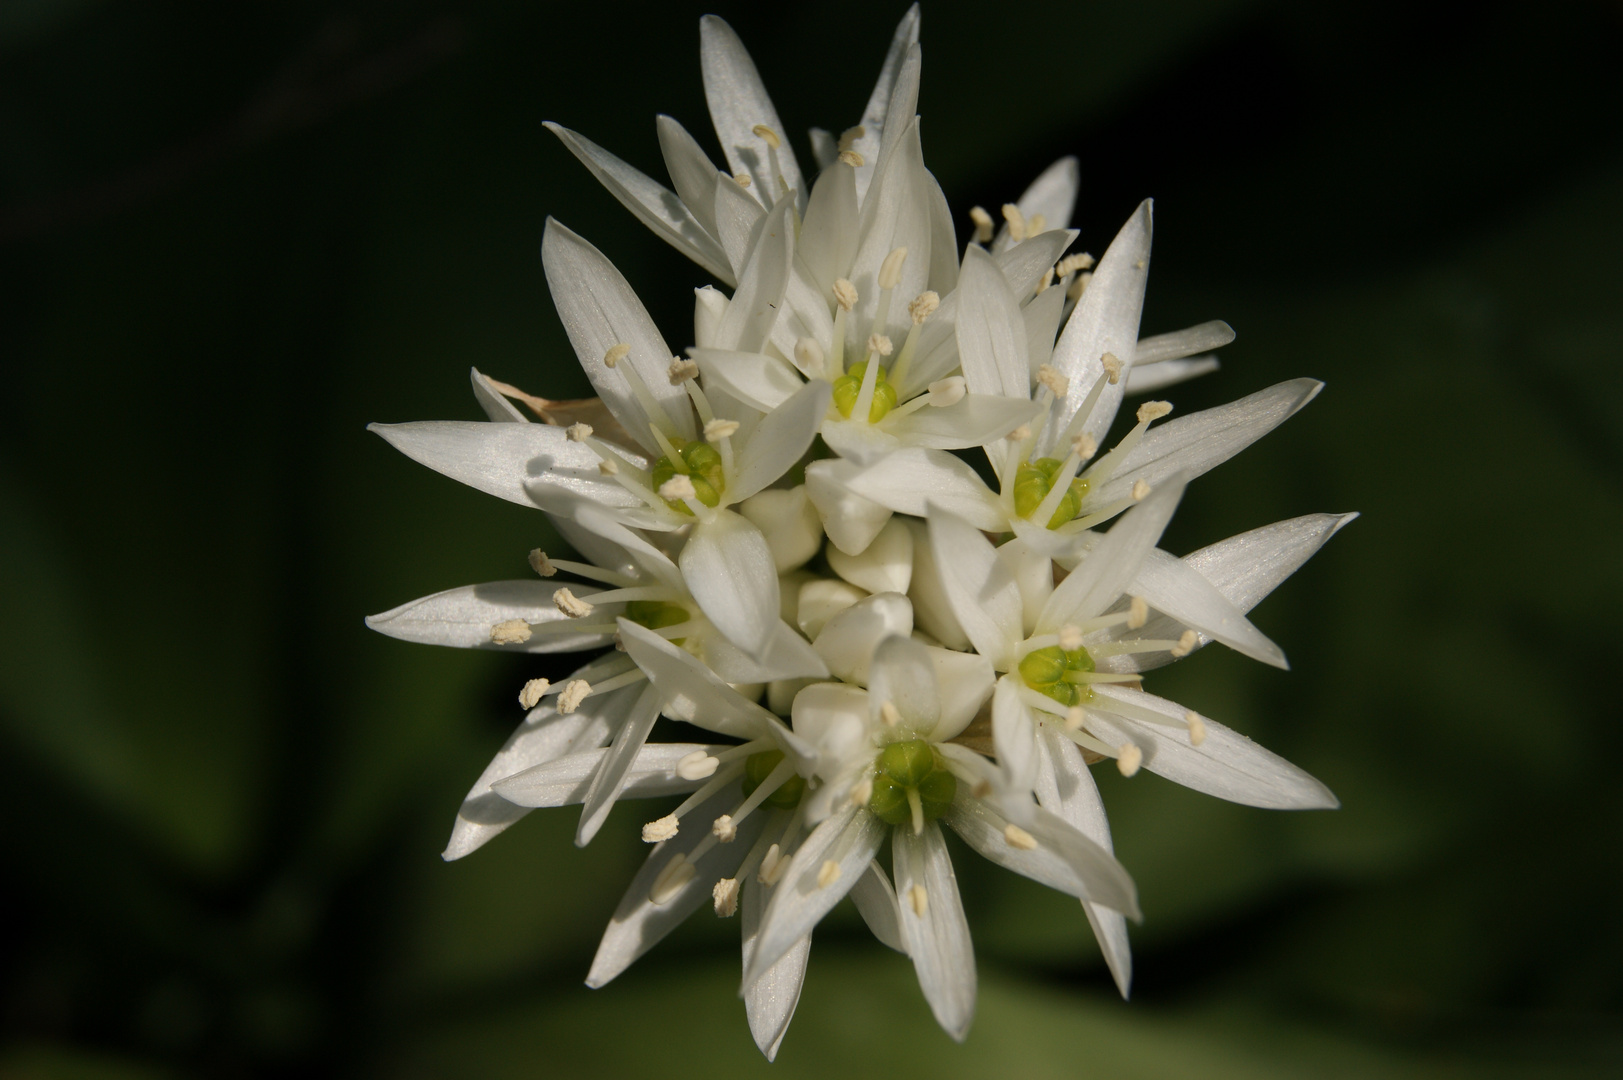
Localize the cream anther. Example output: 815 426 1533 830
971 780 993 799
490 619 531 646
1186 710 1208 746
1067 271 1092 301
1037 364 1069 398
832 278 858 312
817 860 841 889
880 700 902 727
566 422 593 442
711 814 737 842
1028 213 1047 235
1005 425 1031 442
518 678 550 710
1132 479 1152 501
642 814 679 843
703 418 740 443
927 376 967 407
878 248 909 290
649 854 696 904
1058 623 1083 651
553 587 594 618
598 458 619 475
1116 743 1143 777
837 125 865 152
659 474 697 501
908 884 929 916
908 291 940 323
1170 630 1199 658
667 357 699 384
794 336 824 373
676 750 719 780
838 149 864 167
1127 595 1149 630
1137 400 1173 423
1100 352 1123 384
528 549 557 577
867 333 893 358
733 171 751 188
850 777 873 807
1001 203 1027 242
969 205 994 244
1035 267 1055 294
603 343 630 368
712 877 740 917
1056 252 1095 275
1135 259 1147 269
1072 432 1098 459
1065 706 1085 730
757 843 785 885
1003 824 1038 850
557 679 591 714
751 123 781 149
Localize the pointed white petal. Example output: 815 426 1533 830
924 166 958 296
655 114 724 256
924 646 994 741
1038 475 1185 633
850 4 921 201
992 676 1038 798
956 245 1032 399
690 347 800 413
866 633 940 733
842 447 1003 532
885 393 1038 451
368 420 644 509
893 821 975 1041
470 367 527 422
365 581 612 653
699 16 804 208
702 621 830 684
924 504 1023 670
847 119 933 333
804 459 895 556
768 259 838 364
523 486 683 592
1127 548 1288 668
713 170 767 274
573 683 663 845
738 485 823 574
849 859 908 954
541 220 696 447
1185 512 1359 613
811 592 913 686
1122 355 1219 394
491 740 713 808
716 195 797 354
545 122 732 281
1133 320 1234 365
798 163 860 297
742 865 810 1062
732 380 832 502
1089 684 1339 809
680 509 782 660
997 535 1056 634
873 42 921 177
1021 286 1067 376
1017 156 1081 231
807 127 837 171
819 417 901 466
904 518 970 650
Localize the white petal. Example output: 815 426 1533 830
715 195 797 354
789 681 871 769
680 509 782 660
1184 512 1360 613
713 171 766 274
741 850 810 1061
545 122 732 281
904 517 970 650
1122 356 1219 394
811 592 913 686
893 821 975 1041
699 16 804 209
794 577 868 641
1089 684 1339 809
847 118 933 333
826 515 912 595
767 260 838 365
541 220 696 447
470 367 527 422
702 621 830 684
573 683 664 845
365 581 612 653
992 676 1038 799
923 164 958 296
996 535 1055 634
923 646 994 742
1038 475 1185 633
1133 319 1234 365
1021 286 1067 376
523 486 683 592
1091 379 1323 507
655 114 724 257
873 42 921 177
743 806 886 988
731 380 832 503
798 161 859 296
956 245 1032 399
885 393 1039 452
368 420 644 509
804 459 895 556
1043 200 1152 456
925 504 1023 670
491 740 712 808
849 859 908 954
818 417 901 466
807 126 837 171
842 447 1003 532
998 229 1080 299
849 4 921 201
738 486 823 573
690 347 800 413
1127 548 1288 669
586 782 763 987
866 633 940 734
1017 156 1081 231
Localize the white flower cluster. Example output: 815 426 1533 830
367 6 1355 1058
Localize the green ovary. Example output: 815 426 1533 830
1018 644 1096 707
741 750 805 810
623 599 688 645
650 438 725 514
1013 458 1090 529
867 739 957 826
831 361 898 423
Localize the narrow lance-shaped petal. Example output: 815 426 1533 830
893 821 976 1041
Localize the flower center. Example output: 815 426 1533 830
832 361 897 423
867 739 956 828
1014 457 1090 529
741 750 805 809
1018 644 1096 707
650 438 725 513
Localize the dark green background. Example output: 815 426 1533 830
3 0 1620 1076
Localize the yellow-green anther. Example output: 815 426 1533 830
1018 644 1097 707
741 750 805 809
1013 457 1090 529
831 361 897 423
868 739 957 826
650 437 726 513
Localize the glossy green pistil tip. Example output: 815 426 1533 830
741 750 805 809
1018 644 1096 707
651 438 724 514
623 599 688 631
868 739 956 826
1013 457 1090 529
832 361 898 423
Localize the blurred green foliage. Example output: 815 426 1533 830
2 0 1620 1076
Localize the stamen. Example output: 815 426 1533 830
1006 425 1031 442
908 291 939 323
1035 267 1055 294
832 279 857 312
1028 213 1047 234
712 876 740 917
1137 400 1173 423
649 853 696 904
1100 352 1122 384
553 588 594 618
878 247 908 291
711 815 737 842
867 333 893 357
927 376 966 407
566 422 592 442
839 149 863 167
908 883 929 916
1067 271 1092 301
1002 204 1027 242
1065 706 1085 730
1169 630 1199 657
751 124 781 149
528 549 557 577
1058 623 1083 651
677 750 720 780
1056 253 1095 276
1072 432 1098 459
817 859 841 888
1037 364 1069 398
598 458 619 475
880 700 902 727
642 814 679 843
907 787 924 835
703 418 739 443
1187 711 1207 745
557 679 592 713
518 678 550 710
757 843 785 885
733 171 751 188
969 206 994 244
603 343 629 368
794 336 824 376
667 357 699 384
1132 479 1152 501
1116 744 1143 777
837 126 864 152
490 619 531 645
659 474 697 501
971 780 993 799
850 776 873 807
1004 824 1038 850
1128 596 1149 629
